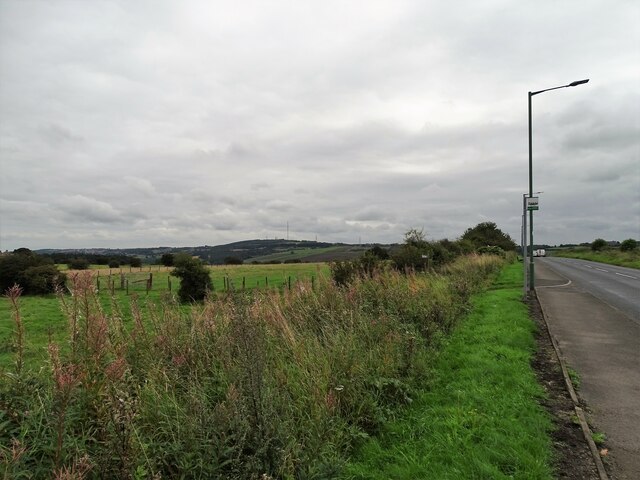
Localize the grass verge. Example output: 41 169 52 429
552 248 639 269
343 262 554 479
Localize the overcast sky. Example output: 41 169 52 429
1 0 638 250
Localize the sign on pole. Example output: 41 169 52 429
526 196 539 211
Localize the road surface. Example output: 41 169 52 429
537 257 639 323
535 257 639 479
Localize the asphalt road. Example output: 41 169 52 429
535 257 640 478
536 257 640 323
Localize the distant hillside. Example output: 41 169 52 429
36 239 396 265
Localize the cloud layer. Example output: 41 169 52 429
1 0 638 249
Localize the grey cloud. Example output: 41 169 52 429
1 1 638 249
57 195 124 224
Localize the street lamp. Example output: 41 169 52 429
528 78 589 292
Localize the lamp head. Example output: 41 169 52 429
569 79 589 87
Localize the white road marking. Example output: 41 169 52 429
615 272 638 279
596 268 609 272
538 279 572 288
585 265 593 269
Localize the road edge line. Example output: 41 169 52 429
534 289 610 480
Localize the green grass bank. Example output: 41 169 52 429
343 262 553 479
552 248 639 269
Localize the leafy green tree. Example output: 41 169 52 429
461 222 517 251
68 258 90 270
591 238 607 252
129 257 142 268
392 229 430 272
108 259 120 268
224 256 243 265
172 254 212 303
367 245 389 260
160 253 175 266
0 249 66 294
620 238 637 252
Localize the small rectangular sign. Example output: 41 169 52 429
526 196 539 211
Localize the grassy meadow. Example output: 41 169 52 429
0 263 328 369
1 255 556 479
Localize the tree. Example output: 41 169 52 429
591 238 607 252
620 238 637 252
68 258 90 270
130 257 142 268
460 222 517 251
108 260 120 268
0 249 66 295
172 254 212 303
160 253 175 267
392 229 430 272
224 256 243 265
367 245 389 260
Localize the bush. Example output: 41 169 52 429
620 238 637 252
67 258 90 270
172 254 212 302
224 256 243 265
461 222 517 251
477 245 505 257
159 253 175 266
0 249 66 295
20 265 66 294
129 257 142 268
330 260 360 286
108 260 120 268
591 238 607 252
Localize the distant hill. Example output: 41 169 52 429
36 239 396 265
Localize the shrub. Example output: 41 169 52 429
129 257 142 268
108 260 120 268
67 258 90 270
0 249 65 295
477 245 505 257
172 254 212 302
20 265 66 294
461 222 517 251
591 238 607 251
159 253 174 266
330 260 360 286
620 238 637 252
224 256 243 265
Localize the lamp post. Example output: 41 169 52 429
528 79 589 292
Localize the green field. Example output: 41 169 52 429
551 248 639 269
0 263 329 369
249 245 370 263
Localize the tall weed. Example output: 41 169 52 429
1 254 504 478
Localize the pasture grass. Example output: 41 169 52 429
343 262 554 479
0 263 328 370
552 248 640 269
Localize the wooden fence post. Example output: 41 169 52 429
126 279 129 295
